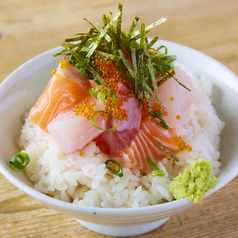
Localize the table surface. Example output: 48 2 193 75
1 0 238 237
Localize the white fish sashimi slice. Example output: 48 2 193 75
47 99 106 154
154 66 196 129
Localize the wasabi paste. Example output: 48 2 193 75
169 158 218 204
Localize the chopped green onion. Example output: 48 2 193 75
151 170 165 177
149 111 169 130
149 110 163 119
147 158 165 177
88 87 98 99
9 152 30 171
154 45 168 55
105 159 123 177
153 118 169 130
91 110 118 131
97 90 117 106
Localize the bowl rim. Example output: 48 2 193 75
0 40 238 215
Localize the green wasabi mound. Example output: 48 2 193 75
169 158 218 204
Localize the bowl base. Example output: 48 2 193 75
76 217 170 237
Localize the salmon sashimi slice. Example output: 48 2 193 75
29 59 91 132
47 97 106 154
153 66 196 129
111 117 179 171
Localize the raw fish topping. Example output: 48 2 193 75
8 4 224 207
29 4 196 171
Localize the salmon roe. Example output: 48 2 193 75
50 69 57 76
107 160 118 172
92 56 121 93
149 132 159 138
57 57 68 69
73 94 129 122
105 96 129 121
141 98 149 117
148 102 168 123
152 103 168 117
72 98 97 120
92 55 134 97
89 55 130 121
172 135 192 152
58 59 66 69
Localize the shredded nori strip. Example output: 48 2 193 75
53 3 188 118
156 141 180 162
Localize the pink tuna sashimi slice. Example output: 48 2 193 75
153 66 196 129
99 96 142 154
47 97 106 154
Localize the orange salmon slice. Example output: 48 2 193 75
104 117 180 171
29 59 91 132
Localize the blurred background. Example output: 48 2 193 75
1 0 237 80
0 0 238 237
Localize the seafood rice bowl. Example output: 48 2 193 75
9 4 225 209
19 69 224 208
3 5 238 237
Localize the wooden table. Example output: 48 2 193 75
1 0 238 237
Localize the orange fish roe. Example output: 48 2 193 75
151 103 168 117
172 135 192 151
170 97 174 101
79 151 84 156
149 132 158 138
58 59 66 69
92 56 121 93
90 55 133 122
176 115 181 120
148 102 169 123
51 69 57 76
99 111 109 120
92 55 134 98
141 98 149 117
73 98 97 120
106 96 129 121
108 160 118 172
218 158 222 163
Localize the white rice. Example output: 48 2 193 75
18 71 225 208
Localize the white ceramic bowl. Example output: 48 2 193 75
0 40 238 237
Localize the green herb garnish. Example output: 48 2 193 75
9 152 30 171
88 87 98 99
105 159 123 177
92 110 118 131
149 111 169 130
147 158 165 177
53 3 185 124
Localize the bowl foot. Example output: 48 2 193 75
76 217 170 237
